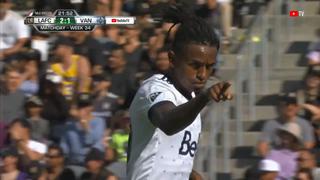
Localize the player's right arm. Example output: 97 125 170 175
148 82 232 136
257 121 272 157
77 56 91 93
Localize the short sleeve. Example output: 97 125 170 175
146 85 177 109
134 75 179 115
259 121 273 143
301 120 315 142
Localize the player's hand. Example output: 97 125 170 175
80 118 90 131
207 81 233 102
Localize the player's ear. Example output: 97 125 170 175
168 50 175 68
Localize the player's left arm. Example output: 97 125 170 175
77 56 91 93
1 38 28 58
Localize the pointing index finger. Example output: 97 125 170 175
220 82 231 96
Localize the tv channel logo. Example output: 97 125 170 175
289 10 304 17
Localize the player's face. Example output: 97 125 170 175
108 49 126 69
86 160 103 172
46 149 63 167
278 103 299 120
5 71 21 92
278 131 297 149
3 155 18 168
25 60 38 75
260 172 278 180
296 172 310 180
54 45 71 58
305 74 320 89
0 3 11 15
125 26 140 37
170 44 217 94
298 151 314 169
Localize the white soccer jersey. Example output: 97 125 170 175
0 10 30 50
127 74 201 180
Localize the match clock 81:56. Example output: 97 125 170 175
55 17 76 25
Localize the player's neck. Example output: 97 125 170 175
4 166 18 174
166 72 192 100
28 73 38 81
306 87 318 95
49 166 63 176
62 54 73 67
112 66 125 74
97 90 107 98
75 35 87 44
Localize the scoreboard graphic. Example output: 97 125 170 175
24 9 136 32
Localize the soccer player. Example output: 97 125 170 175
127 4 232 180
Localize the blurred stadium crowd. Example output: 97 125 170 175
0 0 320 179
252 63 320 179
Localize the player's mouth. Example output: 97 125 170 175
193 82 205 89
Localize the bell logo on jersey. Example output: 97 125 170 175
179 131 197 157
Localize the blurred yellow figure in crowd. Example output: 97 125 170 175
50 37 91 101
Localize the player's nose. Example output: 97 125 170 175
196 66 207 81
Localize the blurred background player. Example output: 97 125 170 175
80 148 118 180
257 93 315 157
91 72 121 127
0 64 25 148
258 159 280 180
19 50 41 97
45 144 76 180
38 72 70 143
24 95 49 142
0 0 30 66
296 168 314 180
265 122 302 179
60 93 105 165
50 36 91 102
106 45 137 108
8 119 47 172
0 146 28 180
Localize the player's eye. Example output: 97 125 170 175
189 62 202 69
206 64 213 70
